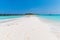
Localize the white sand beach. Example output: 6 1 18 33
0 15 59 40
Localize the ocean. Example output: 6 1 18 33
0 15 60 22
0 16 22 20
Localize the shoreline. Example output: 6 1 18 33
0 15 60 40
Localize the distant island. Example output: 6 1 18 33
0 13 37 16
0 13 60 16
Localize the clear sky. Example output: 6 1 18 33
0 0 60 14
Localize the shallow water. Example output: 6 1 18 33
0 15 60 22
0 16 22 20
38 16 60 22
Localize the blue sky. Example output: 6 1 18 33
0 0 60 14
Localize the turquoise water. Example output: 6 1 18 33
0 16 60 22
38 16 60 21
0 16 22 20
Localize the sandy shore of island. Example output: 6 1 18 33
0 15 59 40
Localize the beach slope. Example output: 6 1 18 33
0 16 58 40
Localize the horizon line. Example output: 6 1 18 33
0 13 60 16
